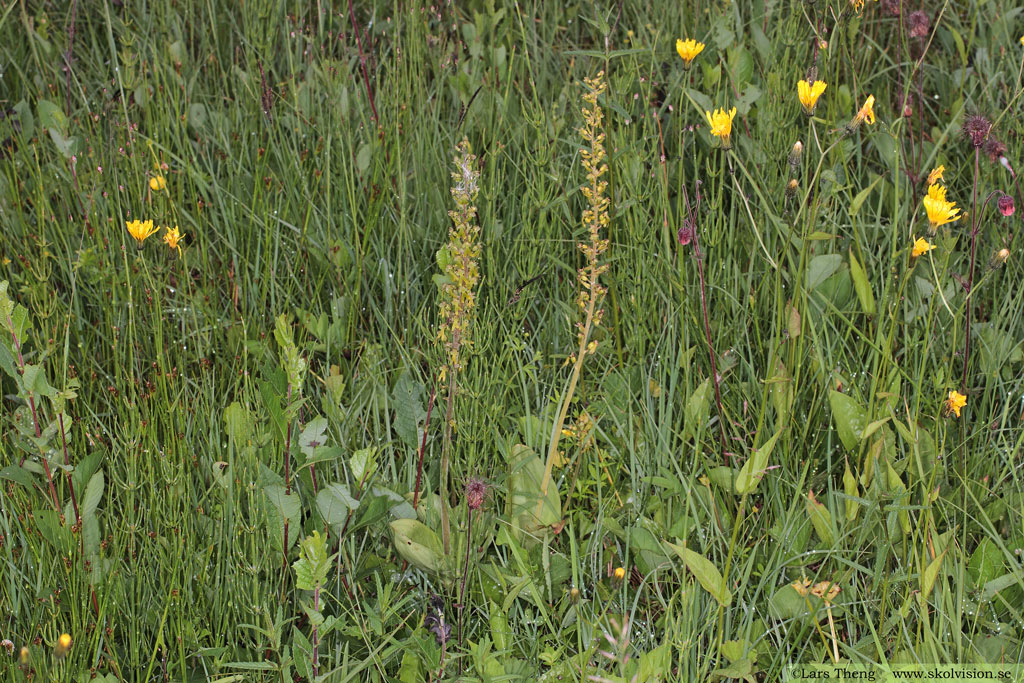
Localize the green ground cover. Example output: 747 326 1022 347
2 0 1024 680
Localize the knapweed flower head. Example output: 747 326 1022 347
705 107 737 149
926 165 945 185
163 226 185 255
911 237 935 258
945 390 967 418
852 95 876 127
962 114 991 148
923 183 961 232
676 38 705 69
798 80 827 115
126 219 159 247
149 175 166 191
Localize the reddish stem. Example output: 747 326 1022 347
962 148 980 392
413 385 437 509
347 0 379 127
59 413 81 526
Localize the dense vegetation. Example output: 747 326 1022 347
2 1 1024 680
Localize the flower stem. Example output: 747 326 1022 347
962 147 980 392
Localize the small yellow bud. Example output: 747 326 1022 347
149 175 166 191
613 566 626 581
54 633 72 659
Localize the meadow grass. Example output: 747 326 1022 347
2 1 1024 681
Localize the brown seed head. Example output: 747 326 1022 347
983 137 1007 163
962 115 992 148
907 11 930 38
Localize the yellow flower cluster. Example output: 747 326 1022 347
945 390 967 418
575 72 611 356
126 220 186 256
437 138 482 376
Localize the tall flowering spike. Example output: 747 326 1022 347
126 219 159 247
798 80 827 115
676 38 705 69
437 138 482 377
576 71 610 355
923 183 961 234
705 107 737 149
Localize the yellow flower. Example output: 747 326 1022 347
705 107 737 149
852 95 876 126
945 390 967 418
798 80 827 115
1020 35 1024 47
922 183 961 231
163 225 185 255
613 566 626 581
926 165 945 185
54 633 72 659
911 238 935 258
676 38 705 69
126 219 159 247
850 0 877 12
149 175 166 191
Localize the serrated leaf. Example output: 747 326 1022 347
735 429 782 495
665 540 732 606
293 530 333 590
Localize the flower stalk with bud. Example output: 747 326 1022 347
537 73 610 521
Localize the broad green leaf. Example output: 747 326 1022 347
223 402 254 448
828 390 867 451
848 249 876 315
968 538 1004 590
264 484 301 522
735 429 782 495
390 518 446 574
885 460 911 535
81 469 105 519
843 460 860 522
22 364 57 399
0 465 35 489
350 447 378 483
508 445 561 544
921 547 947 600
316 483 358 527
685 378 712 439
805 490 834 545
665 540 732 606
806 254 842 290
392 370 427 450
298 416 329 456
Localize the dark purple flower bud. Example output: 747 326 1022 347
466 477 488 511
983 137 1007 163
